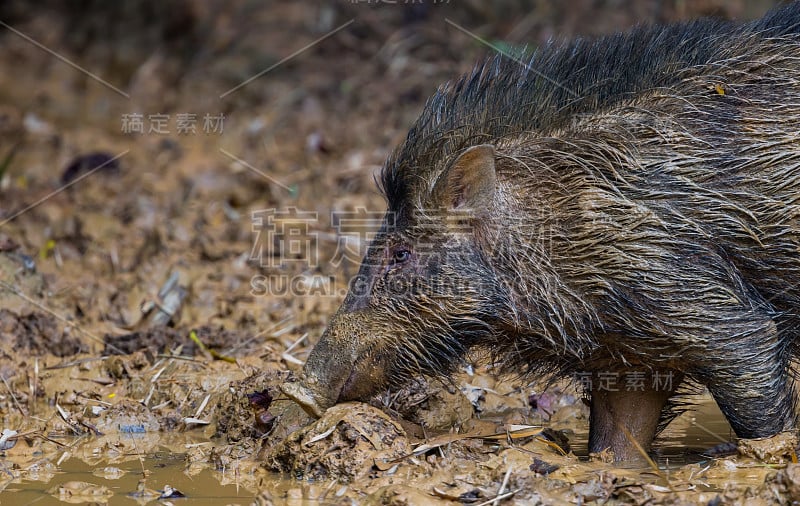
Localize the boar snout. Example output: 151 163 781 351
281 311 389 418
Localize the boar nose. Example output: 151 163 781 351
281 315 359 417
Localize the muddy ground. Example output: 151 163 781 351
0 1 797 504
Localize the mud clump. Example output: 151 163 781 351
95 399 160 434
264 402 410 482
213 370 290 442
0 309 83 356
763 463 800 502
388 377 474 431
737 432 799 464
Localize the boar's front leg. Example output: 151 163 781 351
588 370 683 461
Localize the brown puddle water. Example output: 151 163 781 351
652 396 736 466
7 461 248 505
2 449 256 505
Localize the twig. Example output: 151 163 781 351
223 315 294 355
194 394 211 419
30 358 38 416
618 423 661 475
1 375 25 416
493 466 513 506
475 488 520 506
154 354 204 363
45 357 107 370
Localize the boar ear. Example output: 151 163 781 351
433 144 496 211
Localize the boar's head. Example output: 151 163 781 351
283 144 513 417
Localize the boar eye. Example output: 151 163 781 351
392 249 411 264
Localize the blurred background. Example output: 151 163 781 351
0 0 787 353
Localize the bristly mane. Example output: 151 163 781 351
379 2 800 213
